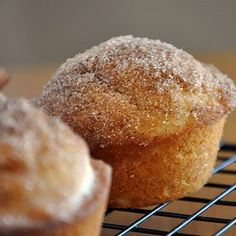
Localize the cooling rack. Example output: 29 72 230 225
102 143 236 235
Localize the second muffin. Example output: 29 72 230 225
0 97 111 235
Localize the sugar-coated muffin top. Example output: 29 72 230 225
36 35 236 147
0 97 94 228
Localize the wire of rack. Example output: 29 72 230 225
102 143 236 235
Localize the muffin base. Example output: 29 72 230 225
92 118 225 208
0 160 111 236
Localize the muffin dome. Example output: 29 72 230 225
0 98 94 228
36 36 236 146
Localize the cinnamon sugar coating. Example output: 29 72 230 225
0 98 95 228
36 36 236 147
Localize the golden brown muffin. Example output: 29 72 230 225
0 97 111 235
0 69 9 90
36 36 236 208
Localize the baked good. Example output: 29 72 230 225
36 36 236 208
0 92 6 101
0 97 111 235
0 69 9 89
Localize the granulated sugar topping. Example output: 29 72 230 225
36 35 236 146
0 98 95 228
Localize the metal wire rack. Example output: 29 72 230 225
102 143 236 235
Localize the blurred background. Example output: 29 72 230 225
1 0 236 67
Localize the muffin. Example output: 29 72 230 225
0 93 6 104
0 97 111 235
0 69 9 90
36 35 236 208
